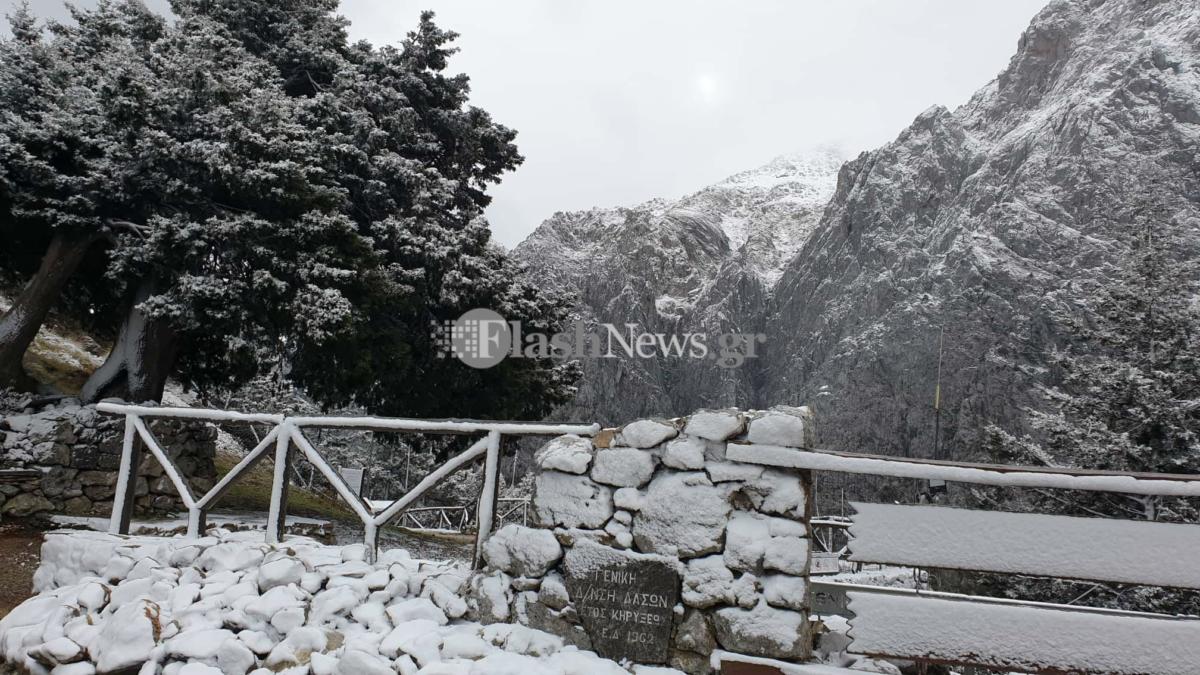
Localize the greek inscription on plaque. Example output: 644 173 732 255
565 558 679 663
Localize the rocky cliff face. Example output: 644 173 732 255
514 151 843 425
517 0 1200 457
762 0 1200 459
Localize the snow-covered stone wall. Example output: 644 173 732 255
0 402 217 518
471 406 816 674
4 529 652 675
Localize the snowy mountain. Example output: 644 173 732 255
762 0 1200 459
513 150 844 424
518 0 1200 458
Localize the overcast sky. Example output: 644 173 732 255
19 0 1048 246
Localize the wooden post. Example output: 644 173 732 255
109 415 142 535
266 423 293 544
364 521 378 564
187 507 206 539
472 431 503 569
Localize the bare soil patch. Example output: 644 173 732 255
0 519 46 618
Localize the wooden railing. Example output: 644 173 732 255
96 402 596 565
732 442 1200 674
377 498 531 532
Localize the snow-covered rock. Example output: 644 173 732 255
660 436 706 471
534 435 594 475
712 601 810 660
197 542 266 573
386 598 447 626
705 462 763 483
5 530 662 675
76 582 108 612
680 556 736 609
536 574 569 611
336 648 392 675
673 610 716 656
590 447 656 488
311 584 364 624
617 420 678 449
245 585 304 623
761 575 807 611
484 525 563 578
533 472 613 530
166 628 235 660
422 579 469 619
632 472 730 558
745 408 813 448
612 488 643 512
28 636 82 667
683 411 744 442
741 469 807 519
257 557 304 592
723 512 769 571
467 572 511 624
762 536 809 576
217 638 256 675
89 600 160 672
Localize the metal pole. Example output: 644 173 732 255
933 326 944 461
928 327 947 501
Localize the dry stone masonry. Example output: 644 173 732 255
0 401 217 518
472 406 817 673
5 529 645 675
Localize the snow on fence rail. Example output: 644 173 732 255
847 502 1200 590
842 584 1200 674
95 401 597 564
728 443 1200 497
727 444 1200 673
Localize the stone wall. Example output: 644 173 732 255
0 402 217 518
469 406 816 674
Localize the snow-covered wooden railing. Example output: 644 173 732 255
826 581 1200 674
727 444 1200 497
367 498 530 533
731 442 1200 674
96 402 597 565
848 502 1200 589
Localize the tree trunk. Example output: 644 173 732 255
81 278 180 404
0 229 98 389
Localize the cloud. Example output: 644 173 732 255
11 0 1050 247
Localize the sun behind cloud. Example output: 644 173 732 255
695 73 720 104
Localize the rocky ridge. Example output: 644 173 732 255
516 0 1200 467
515 150 844 425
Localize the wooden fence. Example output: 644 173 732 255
730 442 1200 674
96 402 596 566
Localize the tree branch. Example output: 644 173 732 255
106 219 152 237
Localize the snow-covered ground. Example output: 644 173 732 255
49 514 332 539
0 530 683 675
48 512 474 564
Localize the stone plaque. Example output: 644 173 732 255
564 548 679 663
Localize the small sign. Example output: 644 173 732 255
564 555 679 663
339 466 365 496
810 581 851 617
811 552 841 575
